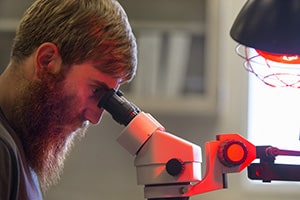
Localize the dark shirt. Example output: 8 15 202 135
0 109 43 200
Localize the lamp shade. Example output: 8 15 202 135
230 0 300 55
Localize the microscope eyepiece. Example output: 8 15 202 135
97 89 140 126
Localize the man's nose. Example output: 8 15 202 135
84 108 104 125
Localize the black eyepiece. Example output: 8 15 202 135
97 89 140 126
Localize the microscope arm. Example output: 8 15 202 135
186 134 256 196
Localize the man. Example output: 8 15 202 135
0 0 137 199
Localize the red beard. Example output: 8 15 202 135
10 74 89 192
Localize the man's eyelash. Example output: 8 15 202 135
91 86 109 100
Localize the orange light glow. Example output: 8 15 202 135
256 49 300 64
226 143 246 162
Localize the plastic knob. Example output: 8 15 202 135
166 158 184 176
218 140 248 167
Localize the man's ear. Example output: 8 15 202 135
35 42 62 78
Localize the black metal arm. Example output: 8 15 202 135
248 146 300 182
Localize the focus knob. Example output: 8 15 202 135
218 140 248 167
166 158 184 176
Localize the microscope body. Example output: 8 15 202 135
116 111 256 199
117 112 202 199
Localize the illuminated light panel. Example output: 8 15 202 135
248 72 300 165
256 49 300 64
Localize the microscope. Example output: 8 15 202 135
97 89 258 199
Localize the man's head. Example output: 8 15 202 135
12 0 137 82
3 0 137 192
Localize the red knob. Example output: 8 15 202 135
218 140 248 167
